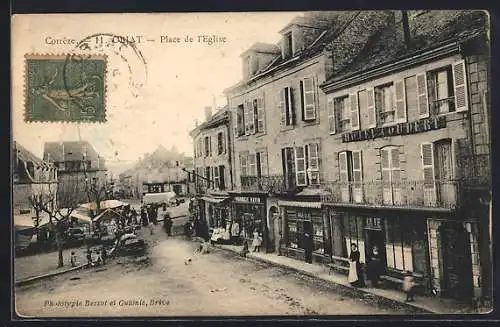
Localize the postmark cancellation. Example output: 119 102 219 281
24 54 107 123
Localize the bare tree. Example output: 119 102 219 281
84 176 110 216
39 176 81 268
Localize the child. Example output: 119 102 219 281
70 251 77 267
240 239 249 257
403 270 415 302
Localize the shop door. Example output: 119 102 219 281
440 222 473 300
365 229 386 266
303 221 313 264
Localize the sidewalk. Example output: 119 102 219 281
215 244 478 315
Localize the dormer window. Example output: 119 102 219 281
283 32 294 59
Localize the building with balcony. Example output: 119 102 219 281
189 107 233 229
319 10 490 305
43 141 108 206
224 11 403 258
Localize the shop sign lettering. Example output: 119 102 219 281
365 217 382 230
234 196 261 203
342 116 446 143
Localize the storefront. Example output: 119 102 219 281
230 192 267 248
279 200 330 264
201 193 231 231
327 207 432 292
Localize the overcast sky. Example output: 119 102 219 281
12 12 298 169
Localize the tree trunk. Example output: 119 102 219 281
56 230 64 268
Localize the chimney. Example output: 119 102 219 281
401 11 411 48
204 106 212 122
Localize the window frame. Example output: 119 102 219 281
300 77 317 121
375 82 397 127
334 95 350 133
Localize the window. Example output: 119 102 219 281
281 147 296 189
240 152 248 177
244 99 255 135
217 131 225 155
343 214 365 263
338 150 363 203
294 143 321 186
385 216 422 272
381 147 401 205
205 166 211 186
334 96 350 132
418 60 468 118
209 136 213 156
213 167 220 189
283 32 293 59
421 139 454 206
280 87 295 127
375 83 396 125
300 77 316 121
236 105 245 137
204 137 210 157
256 95 266 133
256 151 268 178
248 153 257 176
219 165 225 190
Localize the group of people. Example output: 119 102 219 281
348 243 416 302
70 247 107 267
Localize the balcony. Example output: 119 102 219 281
320 180 459 211
240 175 291 194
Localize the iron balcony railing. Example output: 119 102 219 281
320 180 459 210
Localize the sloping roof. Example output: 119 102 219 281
225 11 360 93
43 141 100 162
13 141 50 168
241 42 281 56
324 10 488 85
79 199 127 211
93 208 124 222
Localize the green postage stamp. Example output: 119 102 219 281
24 54 107 122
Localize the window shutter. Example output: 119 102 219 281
302 77 316 121
249 100 256 134
421 143 435 186
339 152 349 183
367 88 376 128
248 153 257 176
209 136 212 156
257 93 265 133
417 72 429 118
395 79 407 122
452 60 468 112
421 142 436 205
213 166 219 188
244 101 250 135
280 88 286 126
352 151 363 183
288 87 296 125
327 95 336 134
300 80 305 121
295 146 307 186
308 143 320 185
259 151 268 176
350 92 360 130
240 153 248 177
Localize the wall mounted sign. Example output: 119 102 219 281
234 196 262 204
342 116 446 143
365 217 382 230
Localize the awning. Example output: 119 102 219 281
79 199 127 210
277 200 322 209
200 196 230 205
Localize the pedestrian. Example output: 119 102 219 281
367 245 383 287
183 221 192 238
101 247 107 265
348 243 365 287
70 251 77 267
251 230 262 252
96 250 103 266
240 239 249 257
164 215 173 236
230 220 240 244
86 248 92 266
148 220 154 235
403 270 416 302
141 208 148 227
